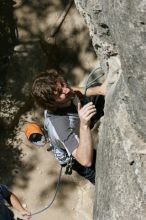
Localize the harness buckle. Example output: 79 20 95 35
65 156 73 175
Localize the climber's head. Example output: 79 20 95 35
31 69 74 111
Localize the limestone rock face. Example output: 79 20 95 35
75 0 146 219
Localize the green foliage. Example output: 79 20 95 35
0 0 18 72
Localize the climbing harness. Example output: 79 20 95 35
31 166 62 216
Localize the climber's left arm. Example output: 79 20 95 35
71 78 107 96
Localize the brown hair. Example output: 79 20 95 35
32 69 65 111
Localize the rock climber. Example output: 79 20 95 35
31 68 106 184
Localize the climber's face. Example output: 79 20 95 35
53 81 74 106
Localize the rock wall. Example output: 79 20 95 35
75 0 146 219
